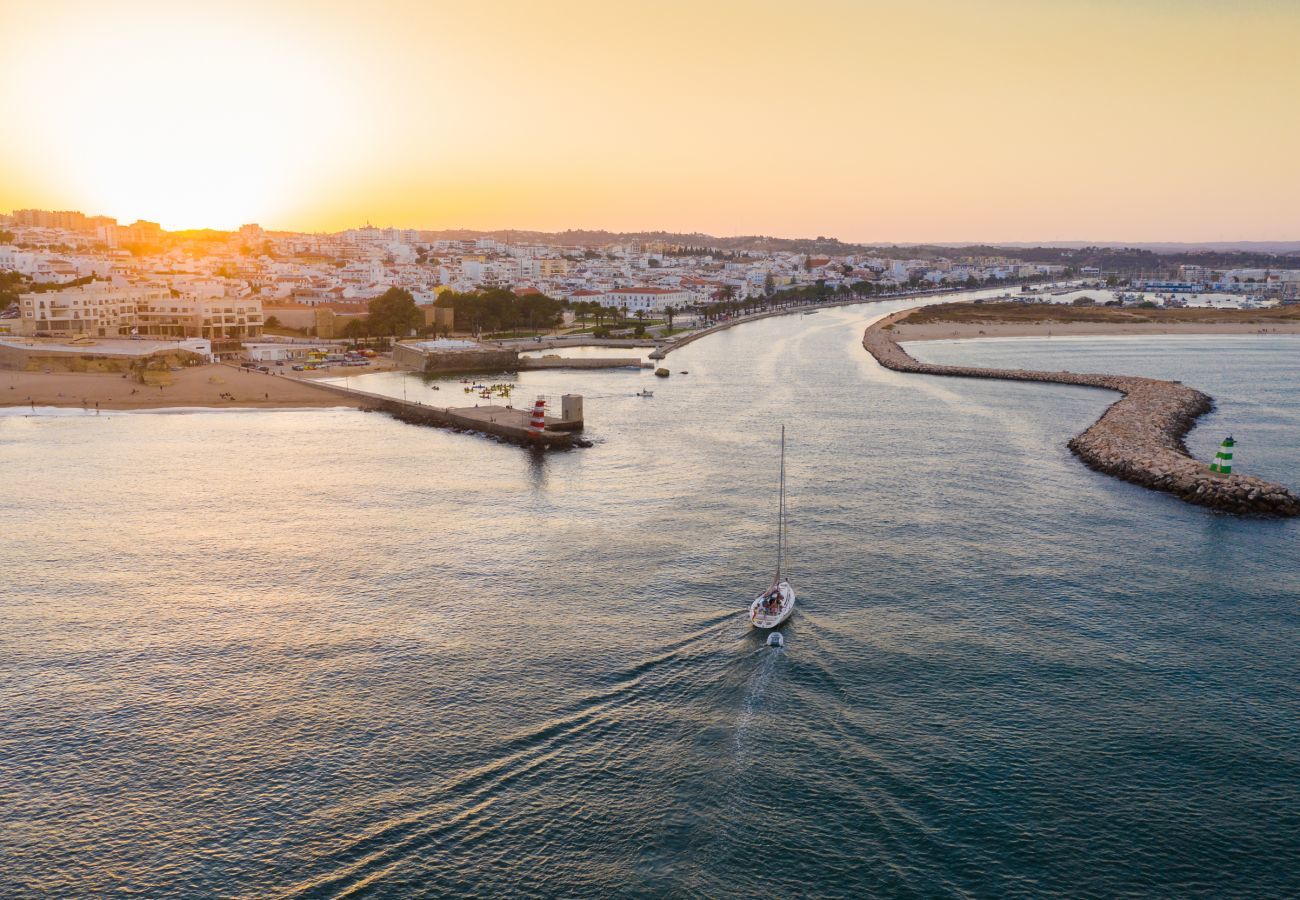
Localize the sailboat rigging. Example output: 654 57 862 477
749 426 796 629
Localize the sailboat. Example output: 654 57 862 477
749 425 796 629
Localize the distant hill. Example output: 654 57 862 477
408 229 1300 261
413 228 860 255
920 241 1300 255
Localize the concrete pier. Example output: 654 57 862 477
863 310 1300 517
297 378 584 448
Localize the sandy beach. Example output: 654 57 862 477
884 301 1300 342
892 320 1300 341
0 364 363 410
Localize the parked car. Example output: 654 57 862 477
291 365 305 371
256 365 270 373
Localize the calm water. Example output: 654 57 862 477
3 297 1298 897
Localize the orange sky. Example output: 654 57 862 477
3 0 1298 241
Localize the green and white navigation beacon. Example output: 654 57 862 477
1209 435 1235 474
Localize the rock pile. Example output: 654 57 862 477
863 312 1299 517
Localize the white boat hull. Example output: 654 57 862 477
749 581 795 629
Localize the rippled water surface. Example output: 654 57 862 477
3 297 1298 897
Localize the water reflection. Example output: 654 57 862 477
2 296 1298 896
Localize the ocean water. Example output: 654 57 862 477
2 298 1298 898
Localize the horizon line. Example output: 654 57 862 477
7 209 1300 248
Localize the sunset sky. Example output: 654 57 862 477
3 0 1298 241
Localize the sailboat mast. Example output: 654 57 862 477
776 425 785 582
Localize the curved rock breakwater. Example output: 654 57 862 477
864 311 1299 517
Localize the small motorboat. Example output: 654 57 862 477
636 389 654 398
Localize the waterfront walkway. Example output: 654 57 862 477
286 376 582 448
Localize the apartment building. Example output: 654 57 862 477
18 283 170 336
136 296 264 341
18 282 262 341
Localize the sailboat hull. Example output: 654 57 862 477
749 581 795 629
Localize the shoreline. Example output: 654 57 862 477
863 309 1300 517
892 320 1300 342
0 365 364 411
654 285 977 357
0 404 357 416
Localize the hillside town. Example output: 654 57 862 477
0 208 1063 347
4 209 1299 358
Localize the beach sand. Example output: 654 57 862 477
0 364 364 410
892 320 1300 342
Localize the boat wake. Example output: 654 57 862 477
280 611 737 897
732 647 781 764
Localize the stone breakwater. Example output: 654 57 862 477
863 311 1299 517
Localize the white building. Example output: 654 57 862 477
603 286 691 313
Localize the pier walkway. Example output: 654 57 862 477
290 377 584 448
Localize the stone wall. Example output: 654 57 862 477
863 311 1299 517
0 343 205 373
394 347 521 374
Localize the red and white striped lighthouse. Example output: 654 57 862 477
528 397 546 438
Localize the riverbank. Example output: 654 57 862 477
0 365 363 410
863 309 1300 517
654 286 968 357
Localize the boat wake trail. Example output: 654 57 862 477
279 614 738 898
733 647 780 766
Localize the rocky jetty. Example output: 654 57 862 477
863 311 1299 517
